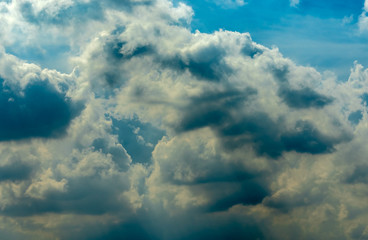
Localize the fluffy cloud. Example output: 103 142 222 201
0 0 367 239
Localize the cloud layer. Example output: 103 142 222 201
0 0 367 239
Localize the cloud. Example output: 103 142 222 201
290 0 300 7
0 78 82 141
0 49 83 141
111 116 165 164
359 0 368 32
279 87 333 109
211 0 247 9
0 160 33 182
0 0 368 239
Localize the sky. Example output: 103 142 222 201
0 0 368 239
184 0 368 80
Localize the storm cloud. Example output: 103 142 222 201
0 78 82 141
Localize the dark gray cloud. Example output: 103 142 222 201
176 88 257 132
0 160 33 182
0 78 83 141
263 183 329 212
105 41 154 62
2 175 130 217
165 167 254 186
177 222 263 240
272 65 334 109
281 120 340 154
270 65 334 109
218 112 284 157
100 36 155 88
162 45 233 81
90 219 159 240
177 106 341 160
205 180 269 212
349 224 368 240
180 102 345 158
345 165 368 184
225 117 346 157
157 149 268 211
102 26 155 62
167 67 343 158
279 87 334 109
90 209 264 240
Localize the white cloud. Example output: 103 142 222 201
359 0 368 32
0 0 368 239
25 169 68 199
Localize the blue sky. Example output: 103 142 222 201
178 0 368 80
2 0 368 239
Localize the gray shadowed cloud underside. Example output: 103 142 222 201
0 77 83 141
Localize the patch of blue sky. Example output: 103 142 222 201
181 0 368 81
5 43 72 72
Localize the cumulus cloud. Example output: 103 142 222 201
0 0 367 239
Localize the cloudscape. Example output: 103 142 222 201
0 0 368 239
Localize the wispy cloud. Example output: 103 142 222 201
290 0 299 7
212 0 247 8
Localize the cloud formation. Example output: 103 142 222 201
0 0 367 239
